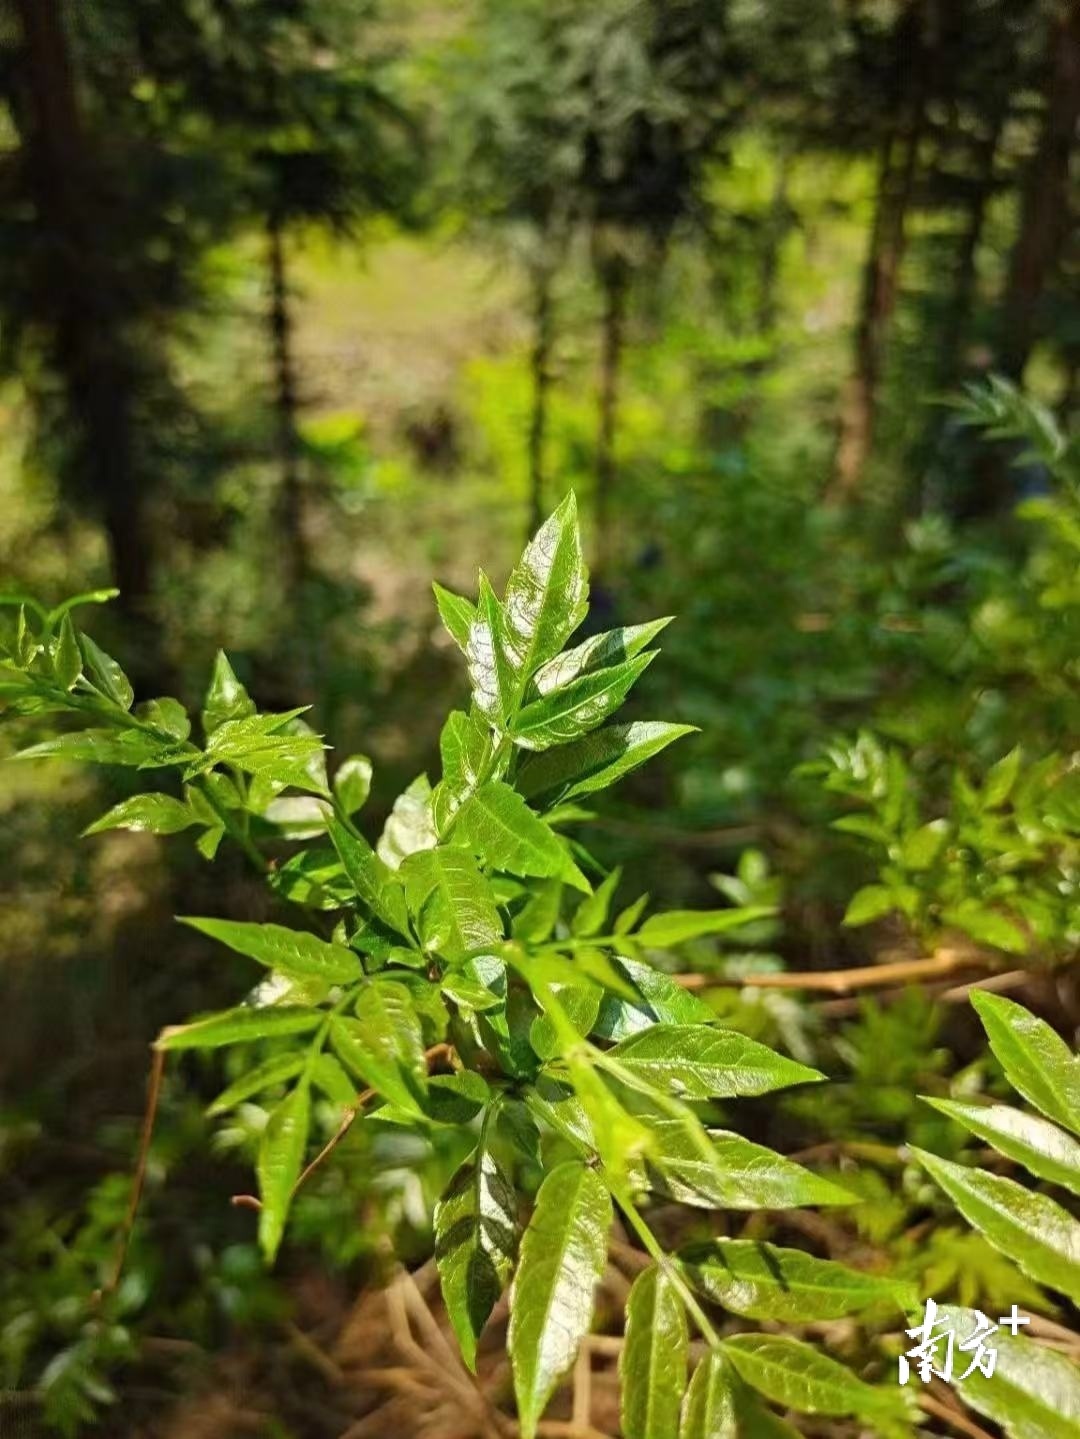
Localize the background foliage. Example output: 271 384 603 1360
0 1 1077 1436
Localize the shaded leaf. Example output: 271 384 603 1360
207 1053 307 1116
326 813 411 937
80 634 133 711
940 1305 1080 1439
593 956 714 1041
435 1121 518 1369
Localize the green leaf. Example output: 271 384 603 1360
721 1335 906 1425
467 573 514 727
84 793 195 837
139 697 191 742
202 651 255 737
326 813 411 937
509 1160 612 1439
843 885 898 927
572 866 622 938
434 708 492 832
207 1053 307 1116
53 615 82 690
13 729 174 767
80 633 133 711
901 819 949 871
425 1071 492 1124
257 1082 310 1261
330 981 427 1115
311 1053 359 1106
985 746 1022 807
452 780 591 892
683 1240 910 1321
401 846 503 960
943 900 1028 953
517 721 696 803
433 582 477 653
502 491 588 690
939 1305 1080 1439
620 1265 687 1439
532 618 671 697
513 654 655 752
971 991 1080 1135
593 956 714 1041
200 713 328 794
511 878 564 942
156 1006 322 1050
434 1118 518 1370
645 1118 853 1211
180 918 360 986
606 1024 823 1100
911 1147 1080 1303
636 907 776 947
529 984 602 1062
679 1353 737 1439
377 774 438 869
334 755 373 814
924 1098 1080 1197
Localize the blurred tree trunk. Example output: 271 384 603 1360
527 262 554 537
11 0 152 614
266 207 309 591
756 152 793 338
830 5 928 501
938 105 1005 391
999 1 1080 382
595 257 628 574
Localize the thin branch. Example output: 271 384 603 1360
98 1044 165 1300
291 1087 375 1197
675 949 985 995
917 1389 997 1439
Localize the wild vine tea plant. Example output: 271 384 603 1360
1 495 916 1436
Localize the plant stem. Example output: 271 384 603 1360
611 1182 720 1349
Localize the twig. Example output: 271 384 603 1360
917 1389 997 1439
99 1045 166 1300
291 1088 375 1197
572 1342 591 1429
939 969 1029 1002
675 949 984 995
284 1320 346 1386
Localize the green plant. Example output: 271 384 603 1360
812 730 1079 959
1 496 919 1436
909 991 1080 1438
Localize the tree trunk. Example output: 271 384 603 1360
938 104 1005 392
266 208 309 591
595 259 628 574
756 152 793 337
829 6 927 501
999 1 1080 382
11 0 152 614
526 264 554 538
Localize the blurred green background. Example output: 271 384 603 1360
0 0 1077 1434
